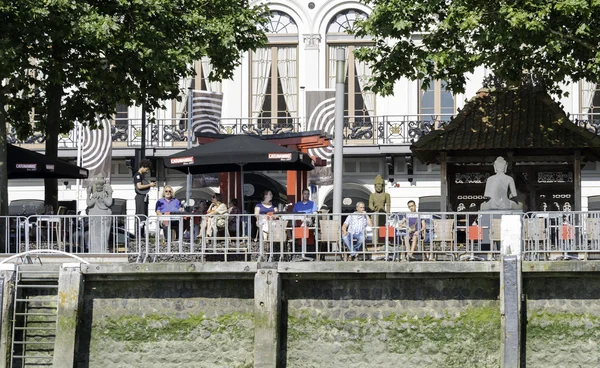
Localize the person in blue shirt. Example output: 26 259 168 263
155 185 183 240
293 189 317 214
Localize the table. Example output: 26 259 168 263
279 213 316 260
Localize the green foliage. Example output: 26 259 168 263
353 0 600 95
0 0 267 212
0 0 268 135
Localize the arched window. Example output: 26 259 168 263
581 82 600 123
250 11 299 132
419 80 455 124
326 10 375 122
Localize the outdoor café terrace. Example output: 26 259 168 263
1 210 599 264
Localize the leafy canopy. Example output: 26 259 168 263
0 0 269 137
352 0 600 95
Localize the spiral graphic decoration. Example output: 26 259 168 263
191 90 223 135
305 90 335 160
82 118 112 186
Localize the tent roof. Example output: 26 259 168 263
8 144 89 179
164 135 314 174
411 88 600 164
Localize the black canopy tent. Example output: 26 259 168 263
164 135 314 209
8 144 89 179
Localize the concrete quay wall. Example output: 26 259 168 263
1 261 600 367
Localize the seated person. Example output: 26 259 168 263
292 189 318 226
199 193 228 237
341 202 373 260
228 198 241 235
155 186 184 240
254 190 278 240
399 200 427 259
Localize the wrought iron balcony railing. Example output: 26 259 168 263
6 113 599 150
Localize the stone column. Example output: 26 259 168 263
53 264 83 368
253 267 281 368
0 266 16 368
500 215 522 368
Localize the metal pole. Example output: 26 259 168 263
140 104 146 160
186 88 193 204
75 121 83 214
332 48 346 216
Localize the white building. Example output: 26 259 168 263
7 0 600 215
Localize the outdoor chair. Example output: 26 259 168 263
428 219 455 261
584 218 600 260
490 219 502 253
265 219 286 261
522 217 547 260
318 220 342 260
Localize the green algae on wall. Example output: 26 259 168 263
87 312 255 368
94 312 254 342
287 306 500 368
526 311 600 368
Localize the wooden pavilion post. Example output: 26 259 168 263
440 152 448 212
574 150 581 211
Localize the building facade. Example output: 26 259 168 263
7 0 600 215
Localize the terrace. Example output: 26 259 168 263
1 211 599 264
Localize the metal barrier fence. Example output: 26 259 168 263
0 215 143 259
2 211 600 262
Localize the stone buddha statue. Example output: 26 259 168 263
480 157 522 211
369 175 391 227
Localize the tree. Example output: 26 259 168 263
0 0 268 214
352 0 600 96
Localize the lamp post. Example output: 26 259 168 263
332 48 346 216
186 87 193 205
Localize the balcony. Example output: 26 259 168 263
6 113 600 152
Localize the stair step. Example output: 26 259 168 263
14 313 57 317
16 285 58 289
12 341 55 345
14 327 56 331
15 299 58 303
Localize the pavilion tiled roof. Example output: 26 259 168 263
411 88 600 164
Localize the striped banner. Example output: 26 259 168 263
81 118 112 187
191 90 223 135
306 90 335 185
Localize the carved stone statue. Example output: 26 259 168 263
480 157 523 211
86 174 113 253
369 175 391 236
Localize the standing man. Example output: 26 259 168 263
341 202 373 260
134 159 156 237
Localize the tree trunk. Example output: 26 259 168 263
44 82 63 212
0 106 8 217
0 106 8 252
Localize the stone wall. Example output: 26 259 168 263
524 275 600 368
282 277 500 368
76 279 255 368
